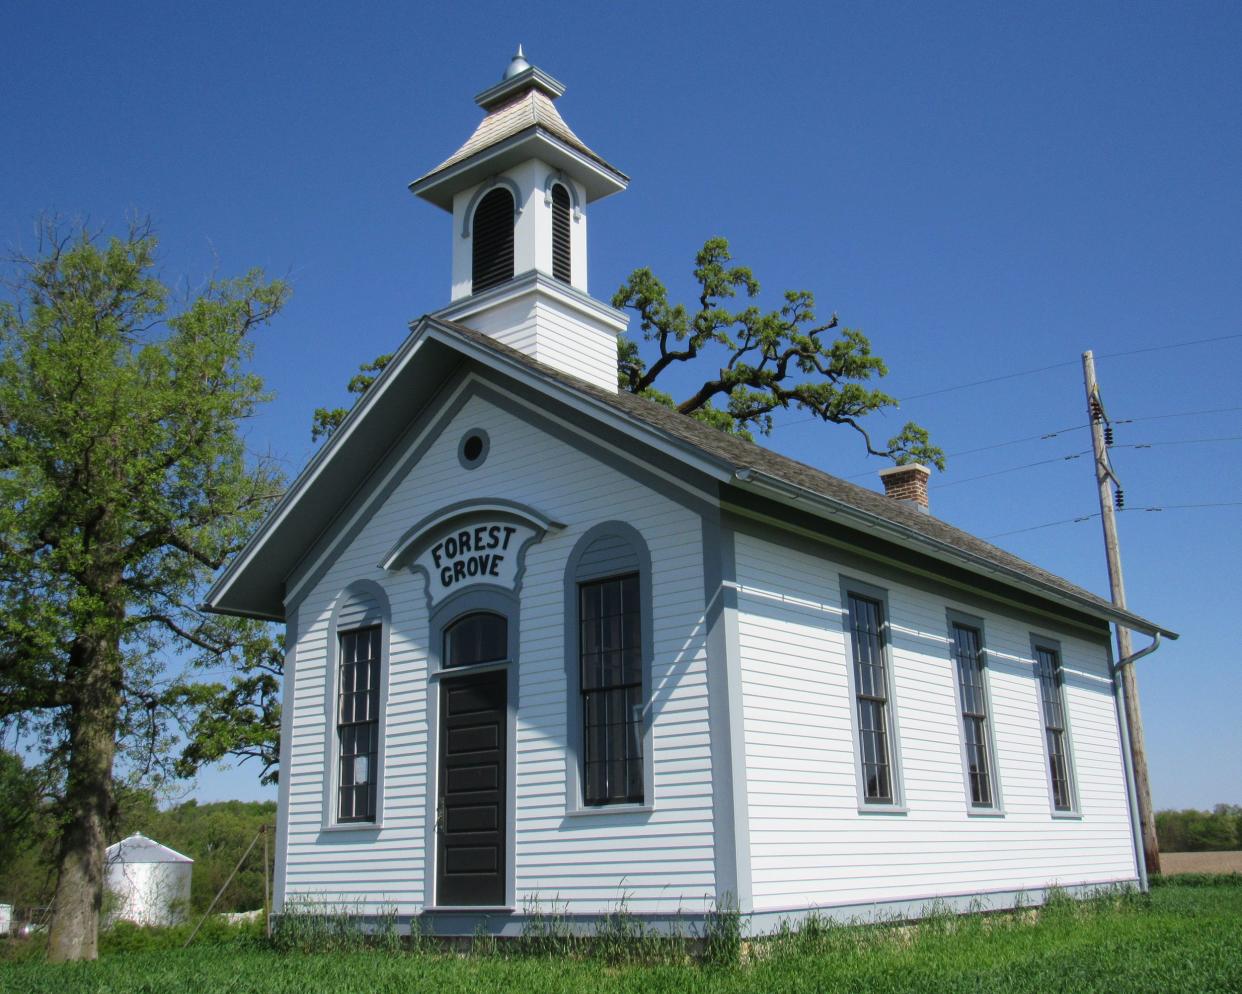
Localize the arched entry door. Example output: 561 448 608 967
436 611 509 907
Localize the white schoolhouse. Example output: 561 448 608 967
206 51 1175 935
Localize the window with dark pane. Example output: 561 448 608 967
848 594 894 803
444 612 508 668
337 625 381 822
579 573 643 805
1035 646 1073 810
471 188 515 293
951 623 994 807
551 184 571 284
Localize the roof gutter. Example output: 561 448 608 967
732 467 1176 640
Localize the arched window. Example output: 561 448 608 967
329 582 390 825
444 611 508 667
550 183 571 284
564 523 653 809
471 187 515 293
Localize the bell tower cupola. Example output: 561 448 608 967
409 48 630 392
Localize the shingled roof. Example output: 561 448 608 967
205 309 1173 639
432 318 1174 639
413 88 626 191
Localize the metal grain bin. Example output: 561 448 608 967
104 833 193 927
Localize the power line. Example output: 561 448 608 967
832 425 1089 481
928 437 1240 492
987 513 1100 540
900 360 1077 402
1098 333 1242 361
986 502 1242 540
898 332 1242 403
772 380 1240 462
1115 435 1242 450
939 411 1242 462
1131 501 1242 511
838 406 1241 482
946 423 1088 458
1116 405 1242 426
930 450 1091 489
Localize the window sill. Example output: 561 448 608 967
967 808 1006 818
565 804 653 818
858 804 908 816
423 905 514 914
1051 810 1083 820
320 822 383 833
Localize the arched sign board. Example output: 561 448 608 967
379 499 562 610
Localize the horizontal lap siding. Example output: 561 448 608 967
515 475 712 911
284 565 427 912
530 300 618 386
734 531 1136 912
283 389 712 915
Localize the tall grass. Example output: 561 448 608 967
4 884 1239 994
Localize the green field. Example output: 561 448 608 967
3 882 1240 994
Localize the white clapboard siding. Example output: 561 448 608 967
734 530 1137 912
282 386 713 915
529 298 619 389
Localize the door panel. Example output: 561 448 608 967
437 668 506 907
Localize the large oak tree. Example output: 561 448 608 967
314 237 944 469
0 222 287 961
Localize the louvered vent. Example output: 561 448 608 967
551 184 571 284
471 188 515 294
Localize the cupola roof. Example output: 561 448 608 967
410 48 627 211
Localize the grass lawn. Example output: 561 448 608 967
3 883 1240 994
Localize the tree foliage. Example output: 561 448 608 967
1156 805 1242 853
613 238 943 467
311 353 393 442
0 751 276 919
311 238 943 469
171 635 283 786
138 798 276 914
0 221 287 960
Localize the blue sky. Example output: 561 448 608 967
3 1 1238 810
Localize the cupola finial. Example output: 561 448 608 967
503 45 530 80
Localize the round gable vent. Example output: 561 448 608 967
458 429 489 470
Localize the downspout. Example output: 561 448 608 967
1116 631 1162 669
1110 630 1162 892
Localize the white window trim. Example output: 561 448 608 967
839 577 907 814
946 609 1005 816
1030 634 1082 819
563 521 656 815
320 579 391 832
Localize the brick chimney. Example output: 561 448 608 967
878 464 931 513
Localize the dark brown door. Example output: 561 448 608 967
437 668 506 907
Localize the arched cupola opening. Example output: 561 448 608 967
550 183 571 284
472 187 515 293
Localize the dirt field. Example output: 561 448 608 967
1161 851 1242 874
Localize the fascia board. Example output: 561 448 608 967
474 67 566 109
203 319 443 617
409 128 628 210
733 469 1178 641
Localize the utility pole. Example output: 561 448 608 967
1082 350 1160 878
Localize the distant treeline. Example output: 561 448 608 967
1 751 275 916
1157 805 1242 853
